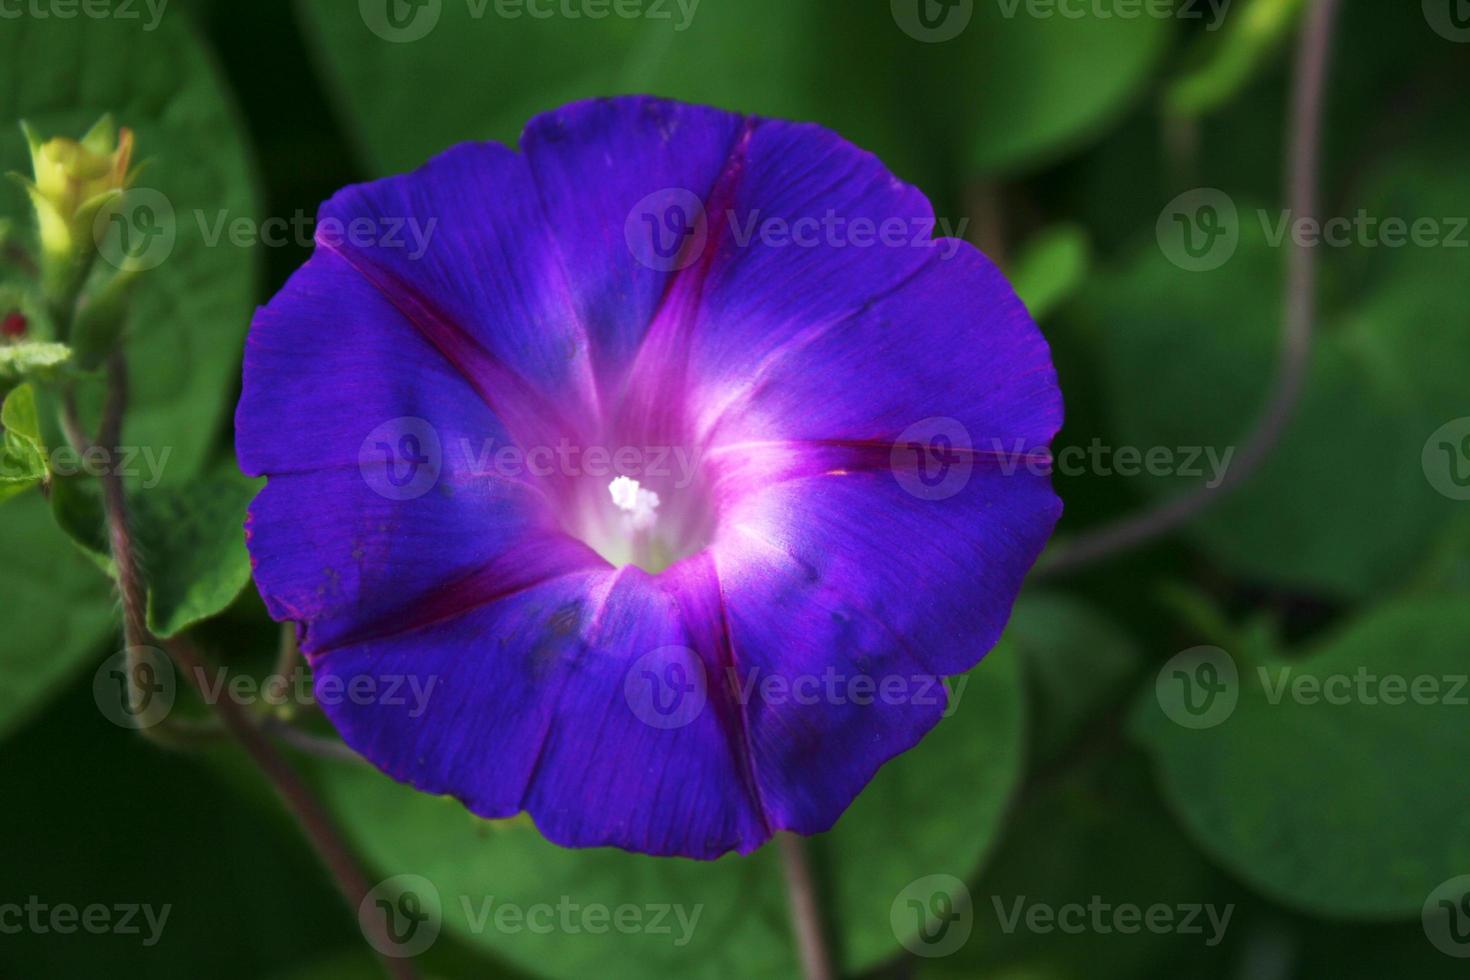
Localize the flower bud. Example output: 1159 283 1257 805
10 116 139 309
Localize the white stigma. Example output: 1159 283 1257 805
608 476 660 531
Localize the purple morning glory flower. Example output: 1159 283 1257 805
236 96 1061 859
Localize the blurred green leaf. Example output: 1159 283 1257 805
936 5 1173 176
299 0 927 182
0 495 115 740
1081 208 1464 598
919 756 1227 979
1133 594 1470 917
1010 224 1091 322
1006 591 1139 764
0 340 71 382
1165 0 1306 118
315 651 1025 978
0 383 47 502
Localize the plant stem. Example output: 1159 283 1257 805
777 832 835 980
1038 0 1343 579
90 352 418 980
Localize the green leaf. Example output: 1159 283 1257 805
0 341 71 382
1006 592 1139 764
0 383 47 501
1009 224 1091 322
49 467 261 638
299 0 929 183
1082 209 1464 598
1165 0 1307 118
135 467 262 637
315 651 1025 978
918 756 1224 979
0 496 116 740
937 7 1173 176
1132 595 1470 917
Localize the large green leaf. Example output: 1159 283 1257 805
1081 208 1464 598
1006 591 1140 765
315 650 1024 978
932 3 1173 176
0 6 260 731
0 496 116 740
919 756 1226 979
299 0 925 181
1133 595 1470 917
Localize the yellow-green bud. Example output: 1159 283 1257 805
10 116 139 311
